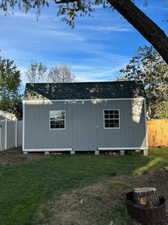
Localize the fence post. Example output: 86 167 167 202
144 99 149 150
15 120 18 148
5 119 7 150
22 102 25 151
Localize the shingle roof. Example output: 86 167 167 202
24 81 145 100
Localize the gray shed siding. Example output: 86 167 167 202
23 98 147 151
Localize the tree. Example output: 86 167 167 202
48 64 75 83
1 0 168 63
26 62 75 83
0 56 22 119
120 46 168 118
26 62 47 83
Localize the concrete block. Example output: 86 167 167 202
143 149 148 156
44 151 50 155
70 150 75 155
23 151 28 155
120 150 125 156
95 150 100 155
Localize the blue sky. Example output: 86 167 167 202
0 0 168 83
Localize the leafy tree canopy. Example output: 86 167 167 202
120 46 168 118
0 56 22 119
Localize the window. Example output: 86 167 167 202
104 110 120 128
49 110 66 129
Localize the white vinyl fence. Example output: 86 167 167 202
0 120 22 151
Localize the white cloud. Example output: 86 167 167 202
71 58 129 82
37 28 85 41
74 68 119 82
80 25 132 32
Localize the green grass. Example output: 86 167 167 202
0 148 168 225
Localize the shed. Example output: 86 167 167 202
23 81 148 155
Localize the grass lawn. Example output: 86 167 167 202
0 148 168 225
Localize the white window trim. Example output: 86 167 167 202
49 110 66 130
103 109 120 129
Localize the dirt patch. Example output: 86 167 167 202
37 182 127 225
36 171 168 225
0 148 45 165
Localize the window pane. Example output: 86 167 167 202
104 110 110 116
57 121 64 128
105 114 109 119
105 120 111 127
109 114 115 119
113 120 119 127
114 114 119 119
50 121 57 129
50 120 65 129
50 111 65 120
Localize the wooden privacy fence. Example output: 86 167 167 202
0 120 22 151
147 119 168 147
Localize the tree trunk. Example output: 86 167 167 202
108 0 168 64
133 187 160 207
